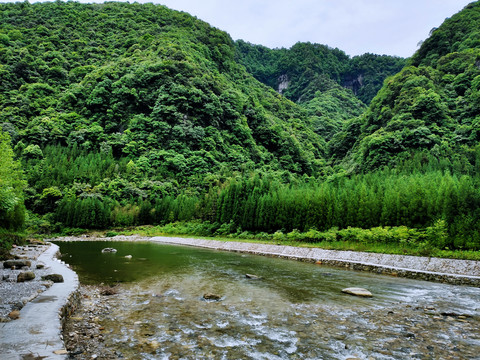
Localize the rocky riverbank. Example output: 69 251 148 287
0 242 54 321
0 241 78 359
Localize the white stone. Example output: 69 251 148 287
341 287 373 297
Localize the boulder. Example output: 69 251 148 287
8 310 20 320
3 260 31 269
341 287 373 297
17 271 35 282
42 274 64 283
124 255 132 259
101 248 117 253
203 293 222 301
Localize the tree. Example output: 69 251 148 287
0 130 26 230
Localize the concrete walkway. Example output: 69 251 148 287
150 236 480 285
0 243 79 360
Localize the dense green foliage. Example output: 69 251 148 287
1 1 480 254
335 1 480 172
235 40 406 104
0 130 25 231
0 0 324 177
410 2 480 67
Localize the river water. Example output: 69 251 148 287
56 240 480 359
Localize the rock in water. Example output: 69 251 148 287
101 248 117 253
42 274 64 283
245 273 261 279
125 255 132 259
203 293 222 301
342 287 373 297
17 271 35 282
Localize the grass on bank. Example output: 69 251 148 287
95 220 480 261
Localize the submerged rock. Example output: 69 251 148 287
17 271 35 282
101 248 117 253
42 274 64 283
342 287 373 297
245 273 261 279
203 293 222 301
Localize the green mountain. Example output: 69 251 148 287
1 1 479 253
235 40 406 104
0 1 327 211
332 1 480 172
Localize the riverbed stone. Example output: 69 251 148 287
8 310 20 320
203 293 222 301
17 271 36 282
3 260 31 269
42 274 64 283
341 287 373 297
101 248 117 253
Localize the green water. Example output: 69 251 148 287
56 240 417 304
55 241 480 359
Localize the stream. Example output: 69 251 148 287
56 240 480 359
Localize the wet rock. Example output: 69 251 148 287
3 259 31 268
245 274 261 279
42 274 64 283
36 263 45 269
124 255 132 259
17 271 36 282
341 287 373 297
8 310 20 320
101 248 117 253
12 301 24 310
100 286 118 296
203 293 222 301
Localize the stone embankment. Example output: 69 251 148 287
150 236 480 286
0 243 79 359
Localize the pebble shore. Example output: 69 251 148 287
0 242 54 321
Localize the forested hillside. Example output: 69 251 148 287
334 1 480 172
0 1 327 229
235 40 406 104
0 1 479 255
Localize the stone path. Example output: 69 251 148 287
0 243 79 360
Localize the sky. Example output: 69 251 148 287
10 0 475 57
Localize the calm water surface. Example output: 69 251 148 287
56 241 480 359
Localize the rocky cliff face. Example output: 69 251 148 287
342 73 364 95
277 74 290 94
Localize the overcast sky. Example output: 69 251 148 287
16 0 475 57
